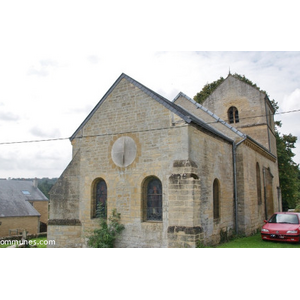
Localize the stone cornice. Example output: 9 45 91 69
48 219 82 226
243 137 277 162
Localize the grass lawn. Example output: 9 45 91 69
216 232 300 248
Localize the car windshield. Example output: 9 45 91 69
268 214 299 224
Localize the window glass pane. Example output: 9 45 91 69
213 179 220 219
269 213 299 224
147 179 162 221
228 107 239 123
229 108 234 123
96 180 107 217
256 163 262 205
235 109 239 123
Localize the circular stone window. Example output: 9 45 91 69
111 136 137 167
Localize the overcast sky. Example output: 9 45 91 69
0 1 300 179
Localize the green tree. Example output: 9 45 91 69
194 77 225 104
193 73 268 105
38 178 57 199
275 122 300 210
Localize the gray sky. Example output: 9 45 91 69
0 1 300 178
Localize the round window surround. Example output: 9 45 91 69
111 136 137 167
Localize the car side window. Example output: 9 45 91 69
268 214 277 223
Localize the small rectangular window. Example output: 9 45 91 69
22 190 30 195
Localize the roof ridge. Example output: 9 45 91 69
70 74 234 143
70 73 193 141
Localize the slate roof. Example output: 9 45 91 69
173 92 246 139
0 180 48 217
70 73 233 143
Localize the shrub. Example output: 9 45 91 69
87 208 124 248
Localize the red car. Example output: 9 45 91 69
261 212 300 243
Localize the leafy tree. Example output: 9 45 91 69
275 122 300 210
193 73 268 105
194 77 225 104
38 178 57 199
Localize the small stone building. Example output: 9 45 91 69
0 179 48 237
48 73 280 247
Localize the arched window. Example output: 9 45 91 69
213 179 220 220
143 177 162 221
228 106 239 124
92 179 107 218
256 163 262 205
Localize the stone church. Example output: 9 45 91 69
48 73 280 247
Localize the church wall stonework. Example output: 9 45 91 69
188 126 235 245
235 143 280 236
54 78 196 247
203 75 277 156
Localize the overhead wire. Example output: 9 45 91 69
0 108 299 146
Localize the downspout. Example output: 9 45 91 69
232 137 247 235
264 95 271 152
263 167 268 220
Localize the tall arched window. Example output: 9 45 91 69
92 179 107 218
228 106 239 124
143 177 162 221
256 163 262 205
213 179 220 220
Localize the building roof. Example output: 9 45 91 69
173 91 277 162
173 92 246 139
70 73 233 143
0 180 48 217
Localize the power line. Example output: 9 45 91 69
0 108 299 146
0 137 69 145
205 108 300 125
275 108 300 115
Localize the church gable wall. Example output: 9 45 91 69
204 76 266 127
203 76 275 153
70 78 193 247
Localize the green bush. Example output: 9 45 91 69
87 208 124 248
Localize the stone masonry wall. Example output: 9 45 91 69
49 75 280 248
47 224 82 248
32 201 48 225
0 216 39 237
65 78 192 247
203 75 276 156
235 143 280 236
188 126 235 245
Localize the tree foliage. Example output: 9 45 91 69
275 123 300 210
193 73 269 104
194 77 225 104
38 178 57 199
